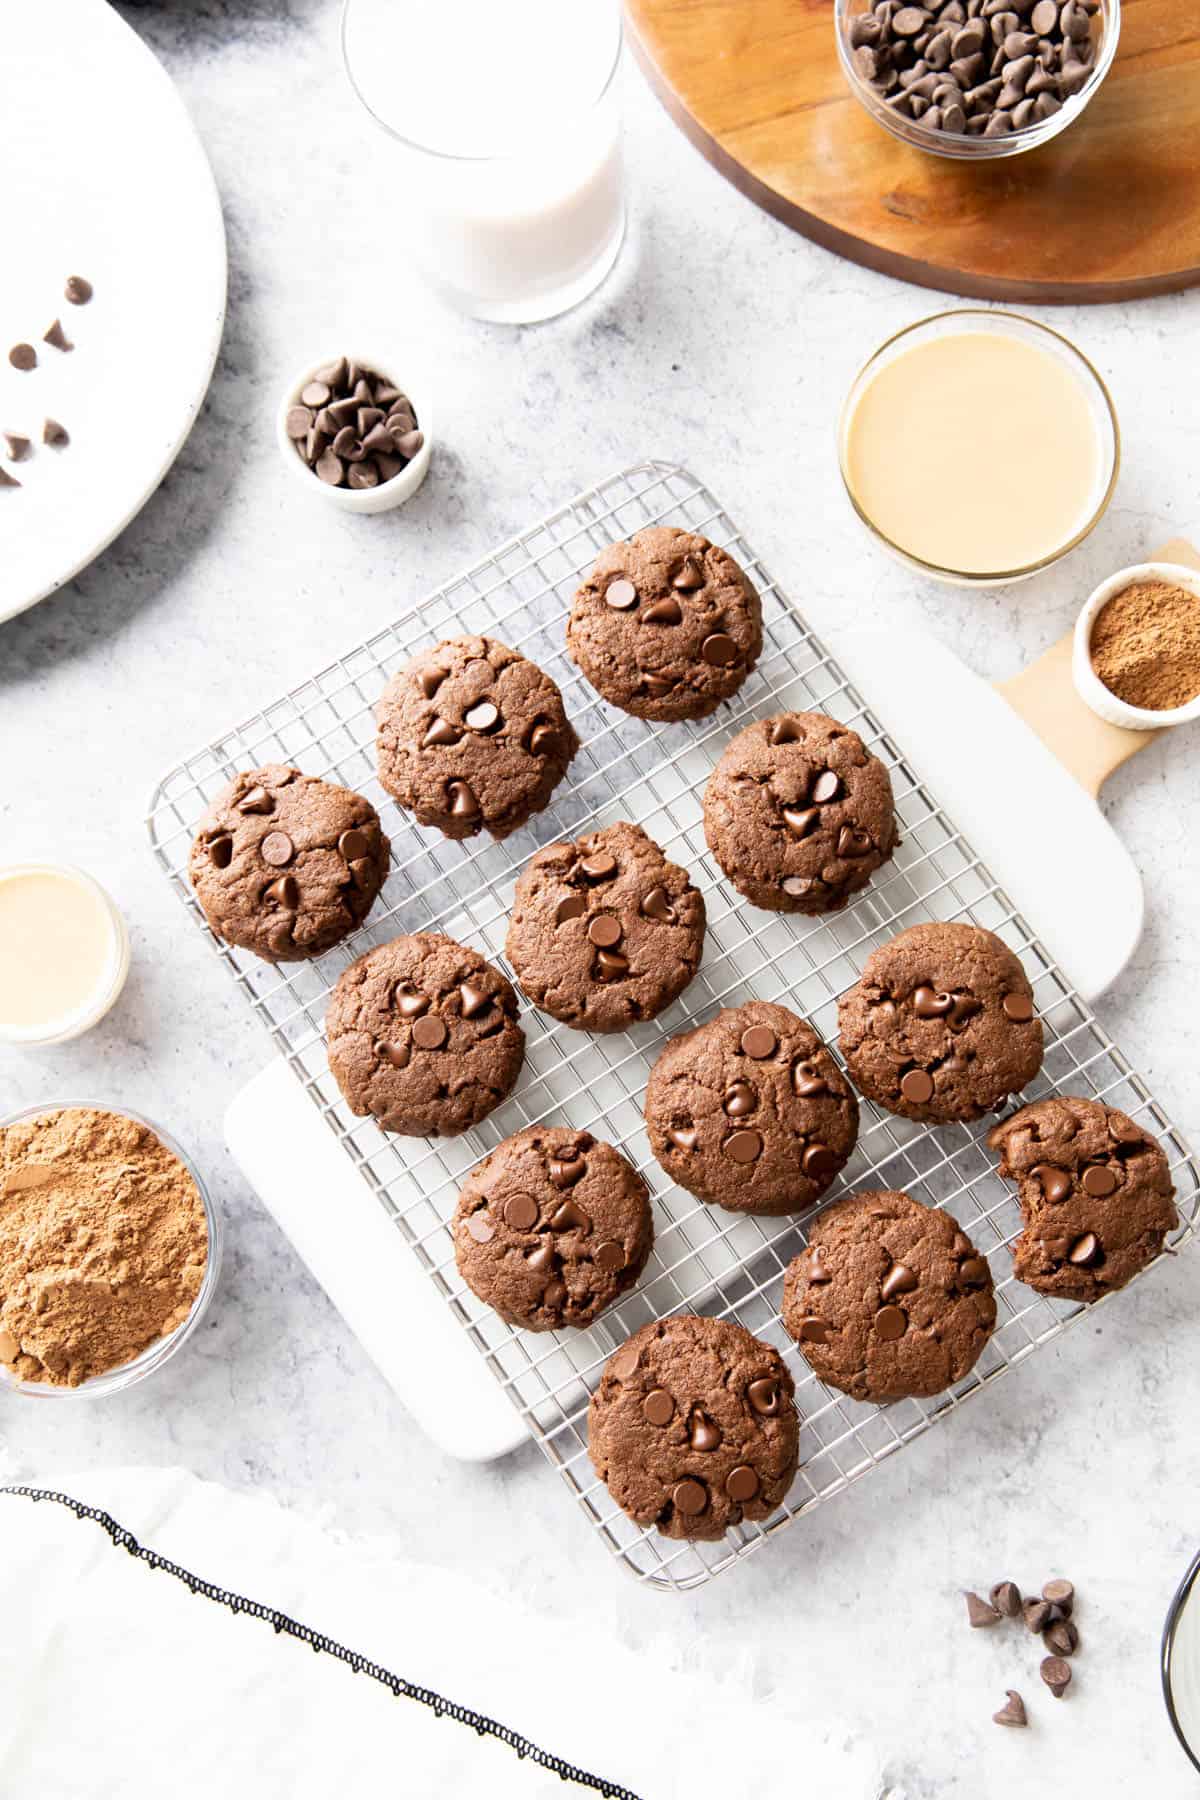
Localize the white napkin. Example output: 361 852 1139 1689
0 1468 893 1800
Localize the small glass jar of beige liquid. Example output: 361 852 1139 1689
839 310 1120 587
0 865 130 1046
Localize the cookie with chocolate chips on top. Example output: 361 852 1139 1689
781 1189 996 1403
703 711 898 916
989 1095 1176 1302
838 922 1044 1125
505 821 706 1032
375 634 578 840
189 764 389 963
644 1000 859 1216
566 526 762 722
588 1315 799 1541
453 1126 653 1331
326 933 524 1136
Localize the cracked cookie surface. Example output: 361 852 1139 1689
326 933 524 1136
505 821 706 1032
644 1000 859 1215
781 1189 996 1402
703 711 898 915
838 922 1044 1124
189 763 389 963
588 1314 799 1541
453 1126 652 1331
989 1095 1176 1302
375 634 578 840
566 526 762 722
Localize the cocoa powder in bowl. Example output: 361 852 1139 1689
1090 577 1200 712
0 1107 209 1387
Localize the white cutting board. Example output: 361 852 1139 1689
227 539 1198 1461
0 0 226 622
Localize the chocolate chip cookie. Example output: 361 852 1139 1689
326 933 524 1136
566 526 762 722
453 1126 653 1331
505 821 706 1032
781 1189 996 1402
644 1001 859 1216
989 1095 1177 1302
703 712 898 915
189 764 389 962
838 922 1044 1124
588 1315 799 1541
375 634 579 840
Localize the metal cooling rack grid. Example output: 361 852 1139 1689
148 461 1200 1593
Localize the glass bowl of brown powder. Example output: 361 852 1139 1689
0 1103 221 1397
1074 562 1200 731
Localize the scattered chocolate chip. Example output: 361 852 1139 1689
264 874 299 909
875 1304 908 1340
991 1580 1022 1618
611 1344 640 1380
208 835 234 869
43 319 72 352
668 1126 698 1151
643 1389 675 1426
725 1464 760 1502
460 982 492 1019
412 1015 448 1051
605 578 638 610
1033 1163 1071 1203
993 1690 1027 1728
237 786 273 815
1081 1164 1117 1197
782 877 813 897
1041 1655 1072 1698
587 914 622 949
672 1478 708 1517
466 1213 494 1243
802 1142 839 1179
396 990 430 1018
689 1408 723 1452
447 780 479 818
555 894 587 925
748 1377 782 1415
792 1065 830 1097
4 433 31 461
1042 1578 1074 1612
550 1198 589 1231
580 852 617 881
1068 1231 1102 1266
1044 1618 1078 1656
423 717 463 747
723 1128 763 1163
594 1241 624 1272
640 886 676 924
526 1242 556 1274
1002 991 1034 1022
900 1067 935 1103
811 770 841 803
549 1153 585 1188
798 1316 832 1343
673 557 704 590
723 1080 757 1117
960 1255 990 1288
701 632 738 666
420 666 446 700
966 1591 1002 1628
261 831 295 867
64 274 93 305
807 1245 832 1283
595 949 629 978
837 825 873 857
740 1024 777 1059
783 805 820 839
770 717 802 744
528 723 559 755
880 1261 918 1301
642 597 683 626
9 344 35 371
913 984 955 1018
503 1192 539 1230
1024 1598 1053 1634
43 418 69 446
465 700 501 732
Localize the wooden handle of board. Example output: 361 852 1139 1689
994 539 1200 800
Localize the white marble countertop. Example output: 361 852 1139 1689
3 4 1200 1793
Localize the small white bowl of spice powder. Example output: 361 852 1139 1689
1074 563 1200 731
0 1104 219 1396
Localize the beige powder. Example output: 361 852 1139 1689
0 1108 208 1387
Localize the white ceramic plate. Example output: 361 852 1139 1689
0 0 226 624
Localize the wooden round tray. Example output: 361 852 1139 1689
626 0 1200 301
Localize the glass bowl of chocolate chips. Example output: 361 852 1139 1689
836 0 1119 158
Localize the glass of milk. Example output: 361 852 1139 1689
341 0 625 324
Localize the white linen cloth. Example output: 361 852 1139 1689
0 1467 893 1799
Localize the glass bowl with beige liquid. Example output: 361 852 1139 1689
838 310 1119 587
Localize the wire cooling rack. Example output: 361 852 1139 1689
148 462 1200 1592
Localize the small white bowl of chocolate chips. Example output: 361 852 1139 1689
277 351 431 513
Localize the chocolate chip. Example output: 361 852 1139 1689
782 877 813 897
875 1304 908 1340
740 1024 777 1059
640 886 676 924
64 274 93 305
43 319 73 352
549 1153 585 1188
701 633 738 666
689 1408 723 1452
1002 991 1034 1022
555 894 587 925
723 1080 757 1117
672 1478 708 1517
770 717 802 744
348 461 380 490
332 428 364 461
837 826 872 857
580 852 617 881
261 831 294 867
208 835 234 869
543 1279 567 1308
900 1068 934 1103
880 1261 918 1301
642 675 674 698
420 666 446 699
1033 1163 1071 1203
237 785 273 814
643 1389 675 1426
1045 1618 1078 1656
1041 1655 1072 1698
991 1580 1022 1618
807 1245 832 1283
960 1255 990 1288
1109 1114 1144 1145
396 990 430 1018
264 874 299 909
725 1464 760 1502
423 717 463 747
315 450 344 486
43 418 69 447
798 1316 832 1343
301 380 331 408
9 344 35 371
1068 1231 1101 1266
460 982 492 1019
466 1213 494 1242
913 984 954 1018
550 1198 589 1231
723 1128 763 1163
966 1591 1001 1628
447 780 479 818
605 578 638 610
395 429 424 460
812 770 842 804
527 1242 557 1274
993 1690 1027 1728
334 828 366 862
672 557 704 590
803 1143 839 1179
642 597 683 626
792 1065 830 1097
591 1241 623 1273
783 805 819 839
412 1015 448 1051
529 723 559 755
503 1193 539 1229
668 1126 697 1151
465 700 501 732
1081 1164 1117 1197
1024 1598 1053 1634
317 357 350 389
362 425 395 458
748 1377 782 1415
1042 1578 1074 1611
595 949 629 978
378 1039 410 1069
587 914 622 948
4 433 31 461
611 1344 640 1380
